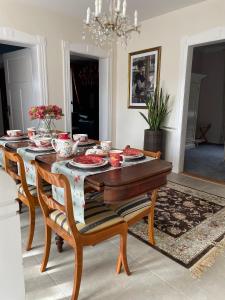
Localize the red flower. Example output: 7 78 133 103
28 105 64 120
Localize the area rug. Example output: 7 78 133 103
129 182 225 277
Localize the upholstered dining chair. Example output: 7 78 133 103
3 149 51 251
33 161 130 300
95 149 161 273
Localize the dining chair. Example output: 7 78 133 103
3 149 51 251
95 149 161 273
33 161 130 300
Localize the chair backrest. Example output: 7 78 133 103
33 161 79 237
3 149 23 182
123 145 161 160
142 150 161 159
3 149 34 196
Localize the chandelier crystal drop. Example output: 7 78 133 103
83 0 140 47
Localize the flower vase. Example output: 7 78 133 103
38 118 55 137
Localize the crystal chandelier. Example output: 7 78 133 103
83 0 140 47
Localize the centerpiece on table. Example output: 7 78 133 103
139 88 170 153
29 105 64 137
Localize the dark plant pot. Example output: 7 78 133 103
144 129 163 152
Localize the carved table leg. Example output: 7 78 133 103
55 234 64 253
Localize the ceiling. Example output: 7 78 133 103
12 0 206 22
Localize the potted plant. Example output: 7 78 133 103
139 88 169 152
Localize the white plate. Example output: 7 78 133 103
69 159 108 169
27 145 53 152
2 135 27 141
85 149 108 157
78 140 96 147
124 153 144 160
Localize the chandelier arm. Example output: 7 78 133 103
96 17 105 31
115 12 119 29
125 26 141 34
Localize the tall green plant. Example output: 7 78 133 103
139 88 169 131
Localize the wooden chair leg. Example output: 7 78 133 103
26 207 35 251
71 246 83 300
148 189 158 245
41 224 52 273
116 253 122 274
16 199 23 214
119 229 131 276
55 234 64 253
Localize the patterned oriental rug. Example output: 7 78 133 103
129 182 225 277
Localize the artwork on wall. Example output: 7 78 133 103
128 46 161 108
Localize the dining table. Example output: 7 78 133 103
2 138 172 252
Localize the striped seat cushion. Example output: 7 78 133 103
109 195 152 221
82 192 152 222
17 183 52 198
49 197 123 234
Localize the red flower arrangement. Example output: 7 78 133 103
29 105 64 120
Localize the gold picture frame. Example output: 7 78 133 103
128 46 161 109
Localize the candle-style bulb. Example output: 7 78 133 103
122 0 127 17
98 0 102 15
86 7 90 24
95 0 98 17
116 0 121 12
134 10 138 27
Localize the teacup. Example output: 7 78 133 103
33 137 52 148
109 150 124 167
58 132 70 140
101 140 112 152
27 127 36 139
7 130 23 137
73 134 88 142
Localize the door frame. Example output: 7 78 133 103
62 41 112 140
0 27 48 107
174 26 225 173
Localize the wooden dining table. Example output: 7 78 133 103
4 139 172 251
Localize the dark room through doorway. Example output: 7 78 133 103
70 54 99 140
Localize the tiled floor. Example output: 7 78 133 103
21 173 225 300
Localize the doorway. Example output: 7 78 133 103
0 44 26 135
0 27 48 136
62 41 112 141
70 55 99 139
183 42 225 182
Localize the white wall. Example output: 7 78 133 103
115 0 225 168
0 0 90 130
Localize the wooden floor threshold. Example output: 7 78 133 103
182 171 225 186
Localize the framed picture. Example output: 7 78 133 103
128 46 161 108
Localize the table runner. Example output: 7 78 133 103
52 157 153 224
0 138 29 167
17 147 55 186
0 140 8 166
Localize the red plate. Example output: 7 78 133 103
73 155 104 165
123 147 142 156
